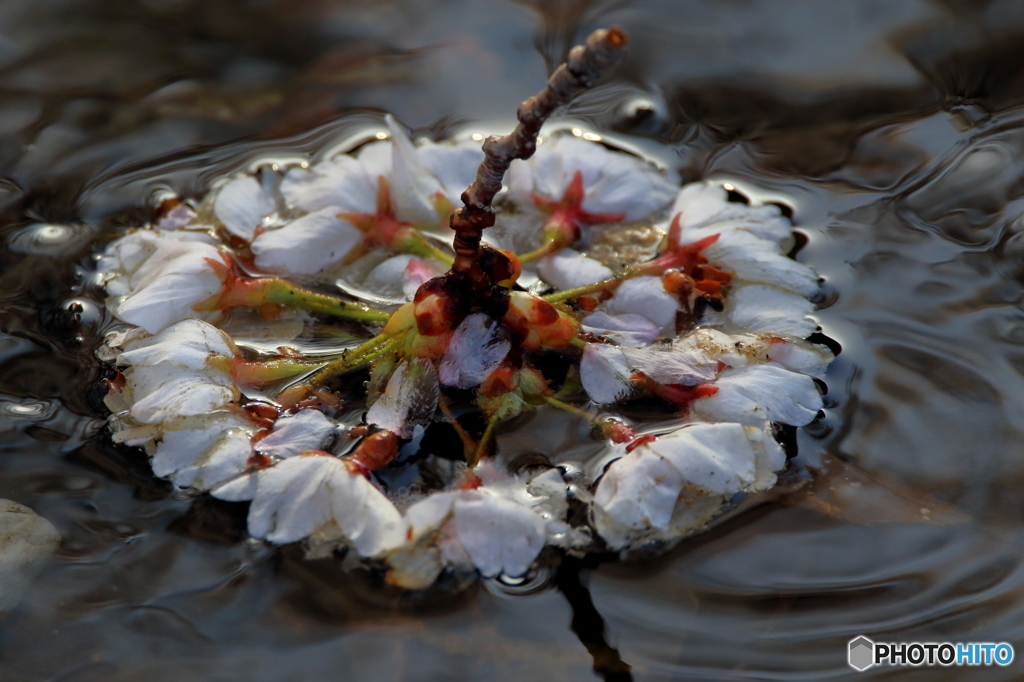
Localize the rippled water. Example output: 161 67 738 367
3 1 1024 680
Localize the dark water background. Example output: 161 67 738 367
3 0 1024 679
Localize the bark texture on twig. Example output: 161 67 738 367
450 26 628 289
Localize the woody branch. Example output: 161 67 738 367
449 26 629 289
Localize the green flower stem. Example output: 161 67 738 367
517 240 562 264
260 280 392 322
467 413 500 468
275 332 405 405
401 229 455 265
544 395 598 423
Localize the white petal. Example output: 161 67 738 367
766 339 832 378
155 204 197 231
153 412 255 490
593 448 684 530
744 424 787 491
508 135 676 220
279 155 379 214
214 176 274 240
727 284 817 338
581 311 661 347
386 116 445 224
646 423 757 495
412 138 483 208
244 455 404 555
693 362 822 427
600 276 678 331
115 242 224 333
703 230 819 296
403 492 455 543
119 319 235 369
536 248 613 291
453 490 547 577
252 206 362 276
127 369 237 424
580 344 634 404
621 341 718 386
256 409 337 459
366 358 439 438
671 183 792 243
362 255 442 302
439 313 510 388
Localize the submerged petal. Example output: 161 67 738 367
255 409 337 459
581 343 634 404
366 358 439 438
439 313 511 388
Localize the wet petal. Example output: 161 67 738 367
366 358 439 438
439 313 511 388
727 284 817 338
581 311 660 347
694 362 822 427
646 422 757 495
580 343 634 404
244 455 404 556
671 182 791 244
252 206 362 276
766 339 833 378
279 154 380 214
593 447 684 530
600 276 678 331
214 175 274 240
453 490 547 578
255 409 337 459
703 230 819 296
153 411 255 490
119 319 236 369
622 340 719 386
537 248 613 291
127 368 237 424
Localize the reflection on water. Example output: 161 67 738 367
3 0 1024 680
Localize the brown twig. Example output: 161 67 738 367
449 26 629 290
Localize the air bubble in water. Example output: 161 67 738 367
8 223 93 256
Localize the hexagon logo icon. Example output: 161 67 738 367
848 636 875 671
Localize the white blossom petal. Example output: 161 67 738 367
507 135 676 220
118 319 235 369
581 311 660 347
244 455 404 556
279 154 380 214
727 284 817 338
703 230 819 296
252 206 362 275
439 313 510 388
214 175 274 240
670 182 791 244
621 339 719 386
366 358 439 438
580 344 634 404
453 490 547 577
593 447 684 530
694 362 822 427
256 409 337 459
766 340 833 378
646 423 757 495
362 255 443 301
110 238 224 334
152 411 255 490
599 276 678 331
126 366 237 424
536 248 613 291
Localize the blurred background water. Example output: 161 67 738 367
2 0 1024 680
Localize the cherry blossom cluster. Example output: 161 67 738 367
97 117 832 590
